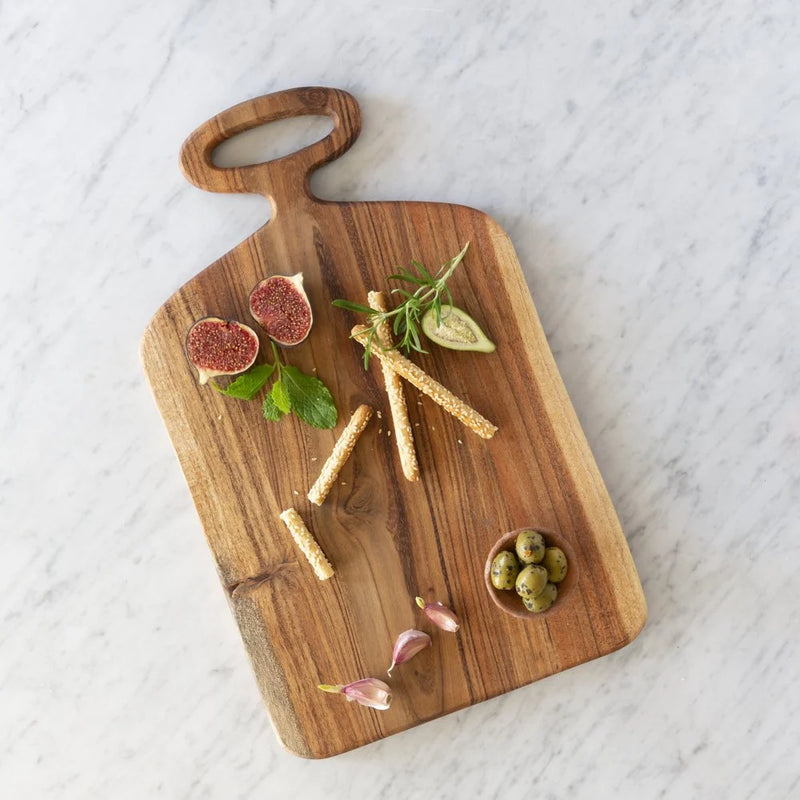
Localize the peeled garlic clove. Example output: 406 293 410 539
416 596 460 632
387 629 431 675
317 678 392 710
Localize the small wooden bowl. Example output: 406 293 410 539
484 527 576 619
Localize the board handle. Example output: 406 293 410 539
179 87 361 204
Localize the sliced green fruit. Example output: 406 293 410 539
420 305 495 353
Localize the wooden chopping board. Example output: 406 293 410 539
140 87 646 759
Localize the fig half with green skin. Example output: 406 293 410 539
249 273 313 346
185 317 260 385
420 305 495 353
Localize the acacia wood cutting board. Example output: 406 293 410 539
140 87 646 759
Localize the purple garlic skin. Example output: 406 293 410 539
416 596 460 632
318 678 392 710
387 629 431 675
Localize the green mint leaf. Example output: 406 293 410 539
271 376 292 414
281 366 338 429
262 392 286 422
214 363 275 400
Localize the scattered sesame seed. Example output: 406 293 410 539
311 457 318 462
293 490 299 495
377 410 382 419
341 481 347 485
387 430 392 437
217 415 222 421
458 439 463 444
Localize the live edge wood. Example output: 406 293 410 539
140 87 646 759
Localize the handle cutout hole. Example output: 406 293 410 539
211 115 334 168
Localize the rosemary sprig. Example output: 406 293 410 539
333 241 470 368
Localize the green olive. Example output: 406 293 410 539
522 582 558 612
542 547 568 583
515 530 546 564
490 550 520 590
514 564 549 598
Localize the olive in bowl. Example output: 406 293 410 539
484 528 573 619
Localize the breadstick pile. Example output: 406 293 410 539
277 282 498 584
351 324 498 440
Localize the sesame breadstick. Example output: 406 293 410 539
367 291 420 482
279 508 334 580
351 325 497 439
308 404 373 505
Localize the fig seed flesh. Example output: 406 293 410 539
185 317 260 385
249 273 313 346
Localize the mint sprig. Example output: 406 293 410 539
212 342 337 430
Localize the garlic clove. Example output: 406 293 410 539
318 678 392 710
415 596 460 632
387 629 431 675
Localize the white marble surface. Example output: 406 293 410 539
2 0 799 797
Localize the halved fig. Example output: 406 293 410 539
421 305 496 353
185 317 260 385
249 273 313 346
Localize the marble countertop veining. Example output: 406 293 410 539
2 0 799 797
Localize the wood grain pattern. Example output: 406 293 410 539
140 87 646 759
